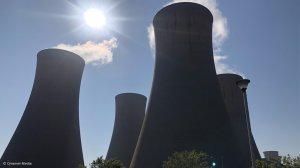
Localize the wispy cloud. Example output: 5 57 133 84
55 37 118 65
148 0 241 75
214 55 244 77
147 25 155 52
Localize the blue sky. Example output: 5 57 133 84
0 0 299 165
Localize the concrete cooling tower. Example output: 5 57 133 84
106 93 146 167
130 3 243 168
0 49 85 168
218 74 261 166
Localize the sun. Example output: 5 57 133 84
84 8 106 29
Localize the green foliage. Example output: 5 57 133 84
282 154 300 168
256 154 300 168
256 159 277 168
256 159 268 168
78 164 87 168
89 156 125 168
162 150 211 168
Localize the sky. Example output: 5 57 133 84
0 0 299 165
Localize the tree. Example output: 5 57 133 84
89 156 125 168
256 159 267 168
162 150 212 168
256 159 277 168
78 164 87 168
282 154 300 168
256 154 300 168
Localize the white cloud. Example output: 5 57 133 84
55 37 118 65
148 0 241 75
147 25 155 53
214 55 244 77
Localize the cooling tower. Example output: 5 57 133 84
0 49 85 168
130 3 242 168
263 151 279 161
218 74 261 166
106 93 146 167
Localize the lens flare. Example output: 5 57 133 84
84 9 106 29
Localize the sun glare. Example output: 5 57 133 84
84 9 106 29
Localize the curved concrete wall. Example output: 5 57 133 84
263 151 279 161
0 49 85 168
130 3 241 168
106 93 146 167
218 73 261 166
